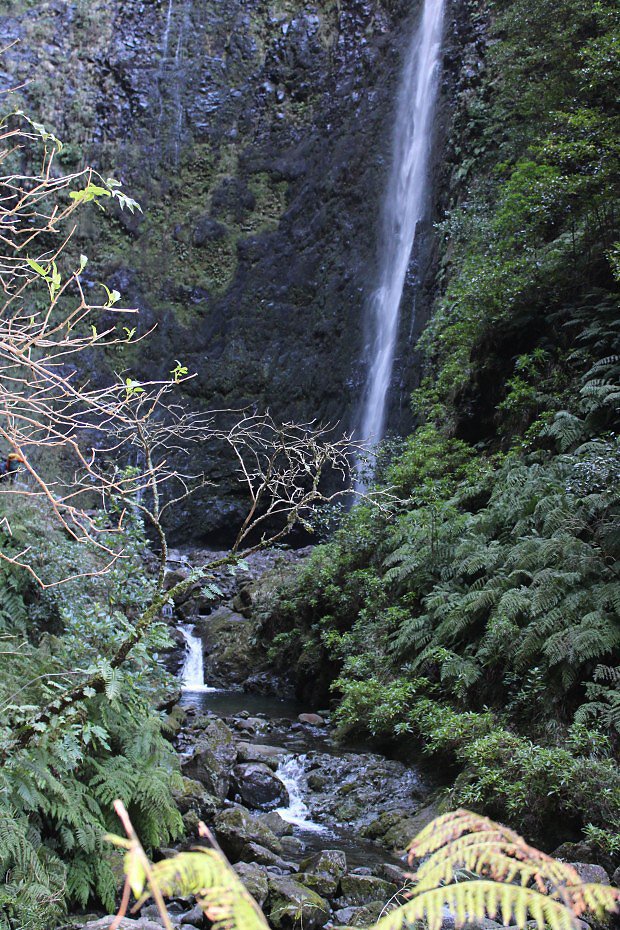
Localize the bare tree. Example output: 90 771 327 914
0 106 370 753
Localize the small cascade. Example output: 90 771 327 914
357 0 446 482
275 755 327 834
179 624 217 693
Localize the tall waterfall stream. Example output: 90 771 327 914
358 0 446 460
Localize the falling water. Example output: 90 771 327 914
275 755 327 833
156 0 189 163
358 0 446 466
179 624 217 692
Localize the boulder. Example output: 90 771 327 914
172 776 222 819
297 869 339 898
243 842 292 868
181 719 237 799
267 874 331 930
568 862 610 885
259 811 295 836
232 762 289 810
180 904 207 926
552 841 598 863
280 835 306 858
237 743 290 770
79 920 166 930
339 874 397 907
298 713 324 726
234 861 270 906
334 901 385 927
299 849 347 883
137 905 165 924
213 806 283 861
613 866 620 887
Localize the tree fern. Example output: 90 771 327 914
372 810 619 930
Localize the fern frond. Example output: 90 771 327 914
366 810 620 930
375 881 583 930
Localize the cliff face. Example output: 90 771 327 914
1 0 470 537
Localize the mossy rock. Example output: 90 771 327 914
267 875 331 930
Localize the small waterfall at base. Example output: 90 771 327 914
275 755 328 834
357 0 446 485
179 624 217 693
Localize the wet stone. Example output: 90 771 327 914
339 874 397 907
267 874 331 930
232 762 290 810
213 806 283 860
233 861 270 906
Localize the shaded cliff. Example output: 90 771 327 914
1 0 472 537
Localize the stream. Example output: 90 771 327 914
176 621 427 871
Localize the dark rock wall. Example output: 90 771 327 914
1 0 469 537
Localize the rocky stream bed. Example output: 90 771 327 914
73 548 617 930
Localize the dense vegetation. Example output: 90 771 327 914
0 504 182 928
265 0 620 855
1 0 618 925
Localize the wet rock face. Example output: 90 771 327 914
0 0 465 540
300 749 427 833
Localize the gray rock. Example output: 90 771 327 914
378 862 409 886
232 762 289 810
568 862 610 885
298 713 324 726
243 841 292 868
296 869 339 898
347 902 386 927
267 874 331 929
334 905 358 924
259 811 294 836
79 920 166 930
299 850 347 888
613 865 620 887
181 719 237 799
237 743 291 770
234 861 270 906
214 806 283 861
280 836 306 858
180 904 206 926
339 874 397 907
172 776 222 819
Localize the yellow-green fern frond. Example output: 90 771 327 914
144 850 268 930
374 809 620 930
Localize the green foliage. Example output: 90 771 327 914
265 0 620 854
0 505 182 928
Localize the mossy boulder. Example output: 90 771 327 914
338 874 397 907
267 875 331 930
297 849 347 897
213 806 283 861
172 776 222 820
181 718 237 799
233 861 270 906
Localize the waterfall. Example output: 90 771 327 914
357 0 446 474
179 624 217 692
156 0 189 164
275 755 327 833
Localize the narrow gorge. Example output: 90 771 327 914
0 0 618 927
